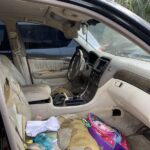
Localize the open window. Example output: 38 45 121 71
0 22 12 59
17 22 79 87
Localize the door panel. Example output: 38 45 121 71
26 46 77 86
28 57 70 86
26 46 76 86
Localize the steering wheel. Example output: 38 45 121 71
67 49 85 81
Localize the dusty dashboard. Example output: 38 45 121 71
88 51 99 66
82 56 111 101
90 57 111 86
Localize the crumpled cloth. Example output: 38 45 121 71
26 117 60 137
57 118 100 150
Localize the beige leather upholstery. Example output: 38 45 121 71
108 79 150 128
0 55 52 149
0 55 26 85
0 63 56 149
0 64 31 149
0 55 52 101
22 84 51 102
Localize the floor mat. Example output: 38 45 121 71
127 135 150 150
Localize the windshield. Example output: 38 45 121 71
86 22 150 62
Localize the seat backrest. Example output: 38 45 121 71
0 63 31 149
0 55 27 85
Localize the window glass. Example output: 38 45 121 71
87 21 150 62
17 22 78 57
115 0 150 23
0 22 12 58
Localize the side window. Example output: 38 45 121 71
0 22 12 59
17 22 79 57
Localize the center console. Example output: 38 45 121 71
53 57 110 106
53 93 85 106
82 57 110 102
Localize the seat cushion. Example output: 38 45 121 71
0 63 32 149
22 84 51 102
0 55 52 95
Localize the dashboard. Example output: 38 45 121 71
83 50 111 84
88 51 99 66
81 49 111 101
91 57 110 85
77 48 150 128
79 47 150 103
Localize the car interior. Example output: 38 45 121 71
0 0 150 150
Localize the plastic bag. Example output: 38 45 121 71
33 132 57 150
83 113 129 150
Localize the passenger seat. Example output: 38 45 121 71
0 63 32 149
0 55 27 85
0 63 57 149
0 55 51 100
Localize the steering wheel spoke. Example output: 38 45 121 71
67 49 85 81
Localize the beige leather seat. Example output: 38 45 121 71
0 63 58 149
0 55 27 85
0 55 51 101
0 63 32 149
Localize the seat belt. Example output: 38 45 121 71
9 32 31 85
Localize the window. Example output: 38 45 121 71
85 20 150 62
17 22 78 57
0 22 12 58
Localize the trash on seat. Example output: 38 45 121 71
26 117 60 137
57 117 100 150
83 113 129 150
33 132 57 150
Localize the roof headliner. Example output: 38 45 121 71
0 0 92 38
0 0 47 19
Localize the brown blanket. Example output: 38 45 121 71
58 117 101 150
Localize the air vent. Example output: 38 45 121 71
96 57 110 72
101 57 111 62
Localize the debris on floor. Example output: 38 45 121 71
26 117 60 137
58 117 100 150
33 132 57 150
25 113 132 150
83 113 129 150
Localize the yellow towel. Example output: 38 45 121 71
58 118 101 150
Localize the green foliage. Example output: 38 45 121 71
115 0 150 22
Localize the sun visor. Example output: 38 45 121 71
63 21 80 38
45 11 80 38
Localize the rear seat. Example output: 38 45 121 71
0 63 32 149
